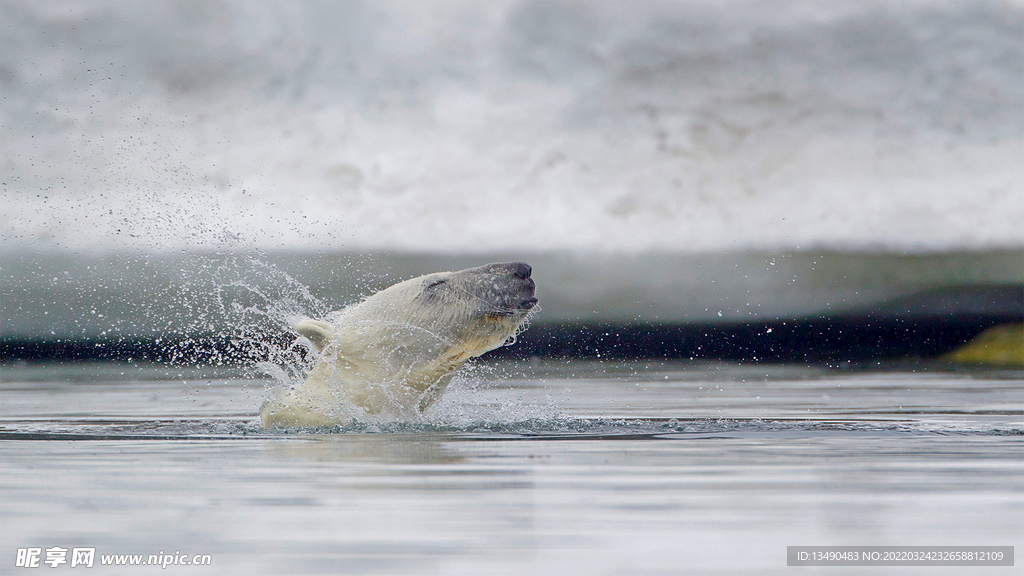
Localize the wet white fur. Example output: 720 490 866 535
260 270 530 427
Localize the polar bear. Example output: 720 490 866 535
260 262 538 427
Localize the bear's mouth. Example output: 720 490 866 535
515 275 537 312
487 295 537 319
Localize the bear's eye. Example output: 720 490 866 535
426 279 446 289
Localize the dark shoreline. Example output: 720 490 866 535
3 314 1017 365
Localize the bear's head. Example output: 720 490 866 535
337 261 538 366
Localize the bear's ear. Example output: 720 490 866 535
294 319 334 352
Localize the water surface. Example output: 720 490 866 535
2 360 1021 575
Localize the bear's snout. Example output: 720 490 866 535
475 261 537 314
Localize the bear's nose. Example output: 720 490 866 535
511 262 532 279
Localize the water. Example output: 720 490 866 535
2 360 1021 575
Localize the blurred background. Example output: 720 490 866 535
2 0 1022 363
